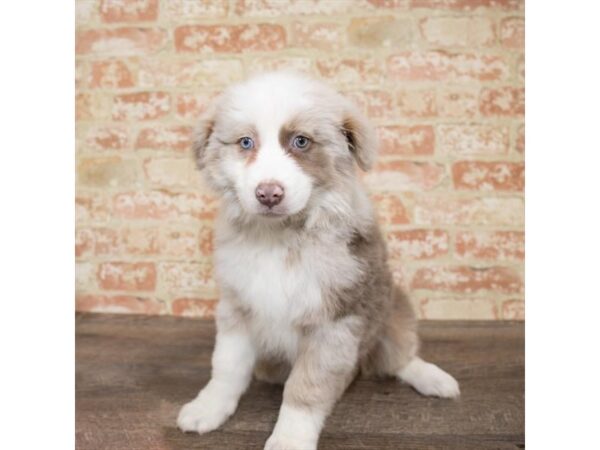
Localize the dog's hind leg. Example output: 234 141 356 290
364 287 460 398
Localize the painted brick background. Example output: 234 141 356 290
75 0 525 320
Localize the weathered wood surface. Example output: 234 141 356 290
76 314 524 449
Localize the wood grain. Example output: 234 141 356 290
76 314 524 450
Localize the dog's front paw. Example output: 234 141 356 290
177 386 238 434
264 433 317 450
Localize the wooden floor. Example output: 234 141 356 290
76 313 524 450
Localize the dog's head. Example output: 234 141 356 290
194 72 377 224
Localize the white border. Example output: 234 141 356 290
527 1 600 448
0 3 74 449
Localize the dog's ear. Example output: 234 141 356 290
341 101 378 171
193 106 216 170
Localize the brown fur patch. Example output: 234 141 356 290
278 118 337 188
340 104 377 171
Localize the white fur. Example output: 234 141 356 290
214 216 362 361
232 141 313 217
265 405 323 450
177 319 255 433
398 357 460 398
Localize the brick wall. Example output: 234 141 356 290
75 0 525 320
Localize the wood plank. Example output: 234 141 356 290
76 314 524 450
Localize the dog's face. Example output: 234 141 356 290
194 72 376 222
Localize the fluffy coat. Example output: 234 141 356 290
177 72 459 450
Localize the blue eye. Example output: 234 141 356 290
239 137 254 150
292 135 310 150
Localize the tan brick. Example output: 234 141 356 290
121 227 159 255
113 190 217 220
388 51 509 82
377 125 435 156
137 58 243 88
76 226 161 256
516 123 525 154
480 87 524 116
246 56 314 76
348 16 412 49
97 262 156 291
418 298 498 320
75 60 86 89
88 59 136 89
316 57 383 87
411 0 523 10
292 22 346 51
414 196 523 226
172 297 217 317
76 28 167 55
500 17 525 48
420 17 495 47
175 24 286 53
438 125 509 156
75 228 93 258
76 92 112 121
438 88 478 118
234 0 375 16
76 195 111 222
159 228 198 258
366 160 446 191
517 53 525 83
345 90 396 120
412 265 523 294
456 231 524 261
388 229 449 260
76 227 119 257
77 156 141 188
396 88 437 118
100 0 158 23
368 0 410 7
160 261 214 291
76 262 97 290
501 299 524 320
76 0 99 24
112 92 170 121
163 0 229 20
76 295 166 315
143 157 195 187
135 126 193 152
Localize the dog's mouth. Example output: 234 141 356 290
257 207 288 218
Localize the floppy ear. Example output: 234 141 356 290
341 101 378 171
193 106 216 170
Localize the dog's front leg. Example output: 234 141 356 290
177 302 255 434
265 316 362 450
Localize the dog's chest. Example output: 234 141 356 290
215 238 324 323
215 229 362 359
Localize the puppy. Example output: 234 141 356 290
177 72 459 450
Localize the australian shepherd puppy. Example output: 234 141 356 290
177 72 459 450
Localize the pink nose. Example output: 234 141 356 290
255 182 284 208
